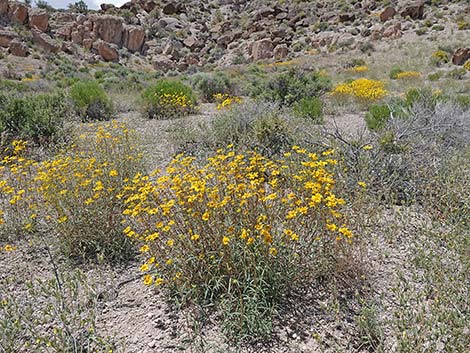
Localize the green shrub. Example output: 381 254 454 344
142 79 196 119
262 67 331 106
192 72 234 102
292 96 324 123
428 72 441 81
0 92 71 146
405 87 445 109
365 104 391 131
389 66 403 79
69 80 113 122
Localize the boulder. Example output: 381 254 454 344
100 3 116 12
380 6 396 22
32 30 60 53
339 13 355 23
401 1 424 20
55 24 74 40
123 25 145 52
452 48 470 65
273 44 288 59
8 1 28 24
141 0 157 13
183 36 201 50
153 54 175 71
0 0 8 16
8 40 28 56
251 38 273 60
0 30 18 47
383 22 402 38
29 8 48 32
92 15 124 45
83 38 94 50
95 40 119 61
162 2 184 15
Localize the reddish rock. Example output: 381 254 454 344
162 2 184 15
71 31 83 44
380 6 396 22
55 24 73 41
0 0 8 16
452 48 470 65
251 38 273 60
273 44 288 59
92 15 124 45
153 54 175 71
9 40 28 56
8 1 28 24
339 13 355 23
141 0 157 13
383 22 402 38
401 1 425 20
83 38 94 50
123 25 145 52
0 30 18 47
183 36 200 50
100 3 115 12
95 40 119 61
32 30 60 53
29 8 48 32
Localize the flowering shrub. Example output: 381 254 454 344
213 93 242 110
430 50 449 66
192 72 233 102
142 80 196 119
0 122 143 262
347 65 368 73
395 71 421 80
464 61 470 72
0 92 71 147
123 146 352 335
263 67 331 106
69 80 114 122
331 78 387 102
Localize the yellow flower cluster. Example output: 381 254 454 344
0 122 142 260
464 61 470 72
156 92 193 110
332 78 388 101
348 65 368 73
395 71 421 79
123 145 352 289
432 50 449 62
213 93 242 110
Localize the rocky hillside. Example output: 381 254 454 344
0 0 469 72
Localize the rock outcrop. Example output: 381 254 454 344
28 8 48 32
452 48 470 65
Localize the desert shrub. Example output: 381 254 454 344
324 99 470 205
210 102 294 156
0 268 118 352
454 95 470 109
405 87 445 111
0 122 143 262
192 72 234 102
262 67 331 106
430 50 449 66
142 79 196 119
0 92 71 147
447 67 467 80
428 72 441 81
292 96 324 123
123 147 353 338
395 71 421 80
69 80 114 122
365 104 391 131
464 61 470 72
389 66 403 79
331 78 387 103
213 93 242 110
